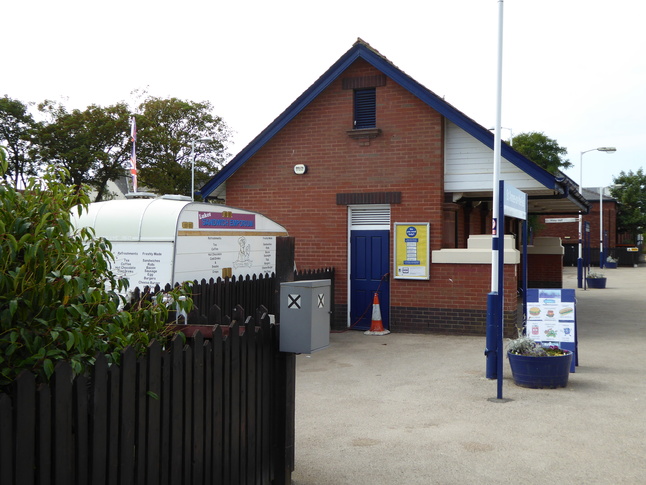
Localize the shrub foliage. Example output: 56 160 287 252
0 147 189 390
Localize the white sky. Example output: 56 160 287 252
4 0 644 188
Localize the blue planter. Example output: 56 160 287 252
605 262 617 269
587 277 607 288
508 351 573 389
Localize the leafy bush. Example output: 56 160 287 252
0 147 190 391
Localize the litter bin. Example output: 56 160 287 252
614 245 640 267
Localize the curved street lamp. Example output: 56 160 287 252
599 183 623 268
578 147 617 288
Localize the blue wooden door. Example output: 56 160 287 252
350 230 390 330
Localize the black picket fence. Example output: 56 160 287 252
127 273 276 326
0 306 295 485
127 268 335 327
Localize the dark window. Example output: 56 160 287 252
353 88 376 129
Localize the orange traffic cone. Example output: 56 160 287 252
364 292 390 336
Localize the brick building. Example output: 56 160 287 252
200 40 589 335
535 187 618 266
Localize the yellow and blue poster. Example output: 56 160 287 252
394 223 430 280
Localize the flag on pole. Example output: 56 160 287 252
130 116 138 192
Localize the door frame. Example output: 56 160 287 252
347 205 391 328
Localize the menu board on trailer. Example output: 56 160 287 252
110 241 174 289
174 234 276 282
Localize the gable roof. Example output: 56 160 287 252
200 39 588 213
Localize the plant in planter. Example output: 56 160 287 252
586 272 607 288
605 255 618 268
507 336 573 388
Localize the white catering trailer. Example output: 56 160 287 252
71 196 289 288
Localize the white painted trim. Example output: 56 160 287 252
431 235 520 264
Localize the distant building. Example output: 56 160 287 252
534 187 618 266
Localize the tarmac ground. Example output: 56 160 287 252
291 265 646 484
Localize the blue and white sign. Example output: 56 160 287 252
503 183 527 220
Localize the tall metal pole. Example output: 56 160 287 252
599 186 604 268
486 0 504 388
578 147 617 284
576 150 590 288
491 0 504 294
191 140 196 201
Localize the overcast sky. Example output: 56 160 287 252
4 0 644 188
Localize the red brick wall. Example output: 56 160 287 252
526 254 563 288
223 59 512 334
391 263 518 335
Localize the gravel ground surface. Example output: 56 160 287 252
291 265 646 484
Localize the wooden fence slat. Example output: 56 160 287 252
212 325 225 484
146 341 162 485
222 316 232 484
119 347 137 485
240 318 249 484
107 364 120 485
73 374 90 485
260 312 272 483
245 318 258 485
192 332 205 484
90 353 108 485
16 371 36 485
229 320 241 485
0 393 14 485
37 384 51 485
169 336 184 485
135 356 147 485
255 306 269 484
159 349 171 485
203 339 213 485
183 343 193 485
52 362 74 485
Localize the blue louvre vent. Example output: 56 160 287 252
354 88 376 129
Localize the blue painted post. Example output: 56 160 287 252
522 219 528 334
497 180 505 400
485 292 499 379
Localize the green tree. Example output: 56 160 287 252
135 96 231 197
35 101 132 201
611 168 646 243
0 96 39 187
511 132 572 174
0 149 190 391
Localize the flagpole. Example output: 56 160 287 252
130 115 138 193
486 0 505 385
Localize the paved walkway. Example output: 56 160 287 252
291 265 646 484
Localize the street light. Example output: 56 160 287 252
578 147 617 288
191 138 212 201
599 183 622 268
489 126 513 146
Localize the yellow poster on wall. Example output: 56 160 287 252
394 223 430 280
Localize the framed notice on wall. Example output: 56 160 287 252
394 223 430 280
